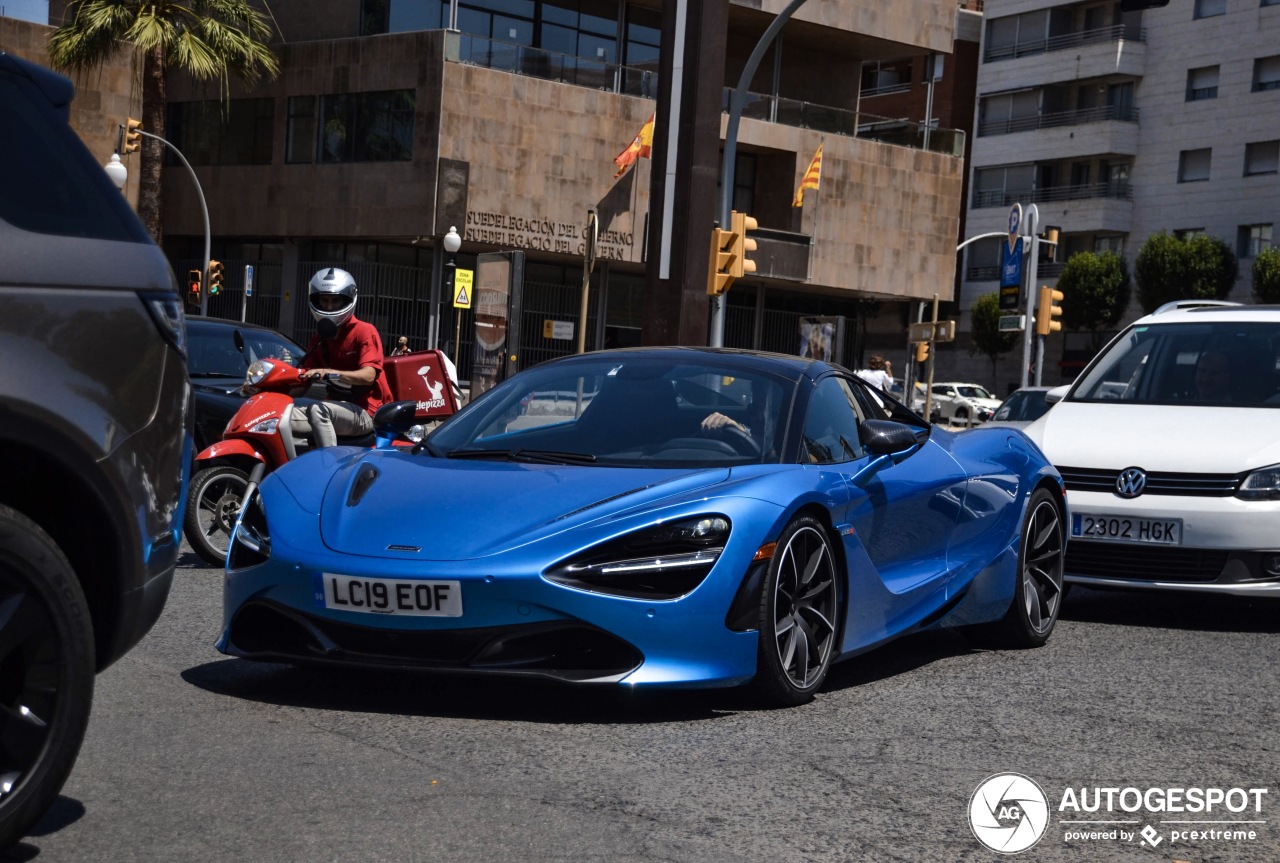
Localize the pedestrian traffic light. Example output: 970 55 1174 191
123 117 143 154
208 260 224 295
188 269 202 299
1036 285 1065 335
730 210 758 279
915 341 929 363
707 224 738 296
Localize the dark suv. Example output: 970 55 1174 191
0 54 189 846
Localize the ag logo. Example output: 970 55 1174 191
969 773 1050 854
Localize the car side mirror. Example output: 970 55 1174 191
860 419 921 458
1045 385 1070 404
373 400 420 435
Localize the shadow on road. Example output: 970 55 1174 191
182 625 981 721
182 658 754 723
1061 586 1280 634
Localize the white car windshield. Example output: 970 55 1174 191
1072 321 1280 406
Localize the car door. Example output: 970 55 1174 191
801 375 963 651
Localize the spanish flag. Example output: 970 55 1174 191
613 113 655 179
791 143 823 207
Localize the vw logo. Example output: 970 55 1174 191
1116 467 1147 498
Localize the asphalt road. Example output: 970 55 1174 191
9 544 1279 863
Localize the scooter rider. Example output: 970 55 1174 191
292 267 393 447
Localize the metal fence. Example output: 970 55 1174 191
177 259 285 329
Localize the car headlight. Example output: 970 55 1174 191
245 359 274 387
545 516 730 600
228 486 271 569
1237 465 1280 501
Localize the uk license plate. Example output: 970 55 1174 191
1071 514 1182 545
319 573 463 617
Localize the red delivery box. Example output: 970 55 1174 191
382 349 460 419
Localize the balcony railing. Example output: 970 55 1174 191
984 24 1145 63
973 180 1133 209
967 260 1064 281
979 103 1140 137
448 34 964 157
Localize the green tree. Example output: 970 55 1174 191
1134 230 1239 312
969 291 1018 384
48 0 279 243
1057 250 1131 353
1253 246 1280 304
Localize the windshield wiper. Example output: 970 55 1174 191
447 448 596 464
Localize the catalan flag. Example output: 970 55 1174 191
791 143 823 207
613 113 655 179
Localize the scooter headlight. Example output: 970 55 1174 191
248 418 280 434
246 359 275 387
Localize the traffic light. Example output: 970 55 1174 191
187 269 202 300
208 260 224 295
123 117 143 154
915 341 929 363
707 224 738 296
730 210 758 279
1040 225 1060 258
1036 285 1065 335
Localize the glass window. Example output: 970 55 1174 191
1073 321 1280 406
1178 148 1211 182
166 98 274 167
286 96 315 164
802 377 865 465
1252 55 1280 91
1194 0 1226 17
1245 140 1280 175
1186 66 1219 101
318 91 414 163
1238 224 1274 257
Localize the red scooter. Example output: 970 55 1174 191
183 341 462 564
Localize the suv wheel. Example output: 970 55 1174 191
0 505 94 847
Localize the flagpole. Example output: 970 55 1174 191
807 138 823 282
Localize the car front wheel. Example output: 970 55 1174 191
751 516 840 706
0 505 94 848
981 488 1065 647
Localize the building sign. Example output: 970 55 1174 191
465 211 633 261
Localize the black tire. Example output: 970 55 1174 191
751 516 840 706
954 406 968 421
0 505 94 848
183 466 250 565
979 488 1066 648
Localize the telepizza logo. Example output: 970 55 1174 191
415 365 446 409
969 773 1050 854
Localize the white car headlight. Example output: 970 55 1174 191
1237 465 1280 501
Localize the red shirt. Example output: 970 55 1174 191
301 315 394 416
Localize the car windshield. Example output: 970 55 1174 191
430 356 795 467
188 325 304 377
994 390 1050 422
1072 320 1280 407
956 385 992 399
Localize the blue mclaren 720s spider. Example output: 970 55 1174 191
218 347 1067 706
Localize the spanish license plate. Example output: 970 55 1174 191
319 573 463 617
1071 513 1182 545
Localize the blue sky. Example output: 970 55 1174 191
2 1 48 25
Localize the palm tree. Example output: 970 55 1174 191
48 1 279 242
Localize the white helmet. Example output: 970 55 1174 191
308 267 358 326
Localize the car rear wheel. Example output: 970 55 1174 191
980 488 1065 648
751 516 839 706
184 466 250 565
0 505 94 848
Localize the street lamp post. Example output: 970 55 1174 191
443 226 463 360
103 125 211 316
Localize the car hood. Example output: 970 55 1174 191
1025 401 1280 473
317 452 732 560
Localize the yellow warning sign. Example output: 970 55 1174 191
452 268 474 309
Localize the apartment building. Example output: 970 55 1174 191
959 0 1280 393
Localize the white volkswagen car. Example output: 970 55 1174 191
1022 301 1280 596
927 382 1003 424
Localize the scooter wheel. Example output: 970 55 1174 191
183 466 251 566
